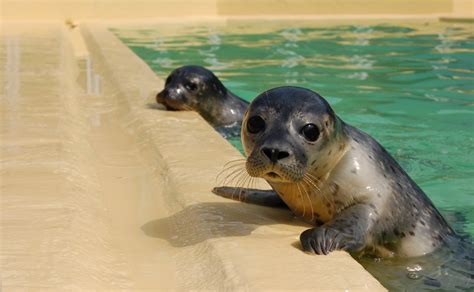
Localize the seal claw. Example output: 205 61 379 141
300 227 350 255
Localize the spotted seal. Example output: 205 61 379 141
213 86 463 258
156 65 248 137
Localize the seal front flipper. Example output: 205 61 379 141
212 187 287 208
300 204 372 255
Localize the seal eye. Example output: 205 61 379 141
247 116 265 134
301 123 320 142
185 82 198 91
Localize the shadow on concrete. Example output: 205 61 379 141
141 201 309 248
146 102 165 110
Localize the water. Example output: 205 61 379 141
111 20 474 289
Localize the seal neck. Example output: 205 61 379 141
310 118 350 182
200 91 249 127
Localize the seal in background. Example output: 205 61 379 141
156 65 248 137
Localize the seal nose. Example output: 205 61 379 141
156 89 167 103
261 147 290 163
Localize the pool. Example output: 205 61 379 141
111 20 473 289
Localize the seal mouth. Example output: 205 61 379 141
258 167 304 183
157 100 179 111
156 93 191 111
266 171 280 179
163 104 180 111
246 154 304 183
263 171 289 182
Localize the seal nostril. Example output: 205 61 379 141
157 89 168 101
262 148 289 163
262 148 275 162
278 151 289 160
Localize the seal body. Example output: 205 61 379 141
156 65 248 137
216 86 458 258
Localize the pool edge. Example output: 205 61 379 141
78 22 387 290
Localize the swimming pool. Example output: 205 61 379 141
112 20 473 238
112 19 473 290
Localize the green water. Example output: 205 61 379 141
111 21 474 240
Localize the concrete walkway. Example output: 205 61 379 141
1 23 137 289
0 22 385 290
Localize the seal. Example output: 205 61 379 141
156 65 248 137
213 86 460 258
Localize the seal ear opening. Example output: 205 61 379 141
322 115 334 136
323 115 332 128
151 90 167 110
156 89 167 102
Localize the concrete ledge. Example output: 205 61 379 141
79 22 386 290
440 16 474 22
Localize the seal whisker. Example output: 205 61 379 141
220 161 246 171
239 175 253 202
302 175 324 201
304 175 332 207
220 168 246 188
218 161 246 173
296 182 306 217
226 169 247 187
217 164 246 185
227 171 248 200
222 158 247 168
302 174 322 192
217 169 240 186
303 173 333 203
236 173 248 201
216 161 246 180
300 179 315 222
248 176 257 191
216 165 246 184
303 172 323 187
233 171 252 201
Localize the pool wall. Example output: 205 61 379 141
2 0 473 20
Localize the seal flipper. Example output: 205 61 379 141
212 187 288 208
300 204 372 255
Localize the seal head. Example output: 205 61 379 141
156 65 248 129
243 87 343 184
